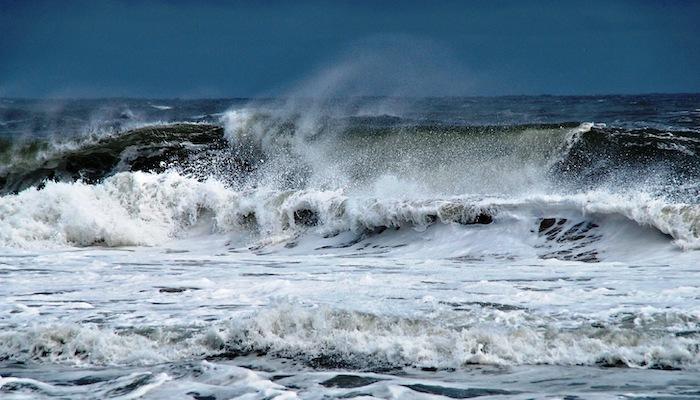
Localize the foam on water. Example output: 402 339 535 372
1 303 699 369
1 230 699 398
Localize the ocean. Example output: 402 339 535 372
0 94 699 399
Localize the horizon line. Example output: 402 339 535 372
2 92 700 101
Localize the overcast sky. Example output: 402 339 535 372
1 0 698 98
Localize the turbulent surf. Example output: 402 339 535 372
1 95 699 399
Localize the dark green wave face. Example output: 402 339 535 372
0 124 227 194
1 117 698 202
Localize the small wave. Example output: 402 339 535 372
211 304 700 370
1 304 698 370
0 371 172 399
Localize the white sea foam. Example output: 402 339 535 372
0 171 698 251
0 172 232 247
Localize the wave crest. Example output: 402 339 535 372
0 171 697 252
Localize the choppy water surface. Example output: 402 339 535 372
1 95 699 399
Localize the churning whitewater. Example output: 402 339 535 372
1 95 699 399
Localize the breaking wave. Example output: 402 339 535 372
0 171 697 253
0 106 698 253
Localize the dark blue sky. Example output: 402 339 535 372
1 0 698 97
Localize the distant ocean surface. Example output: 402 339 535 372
1 94 699 399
